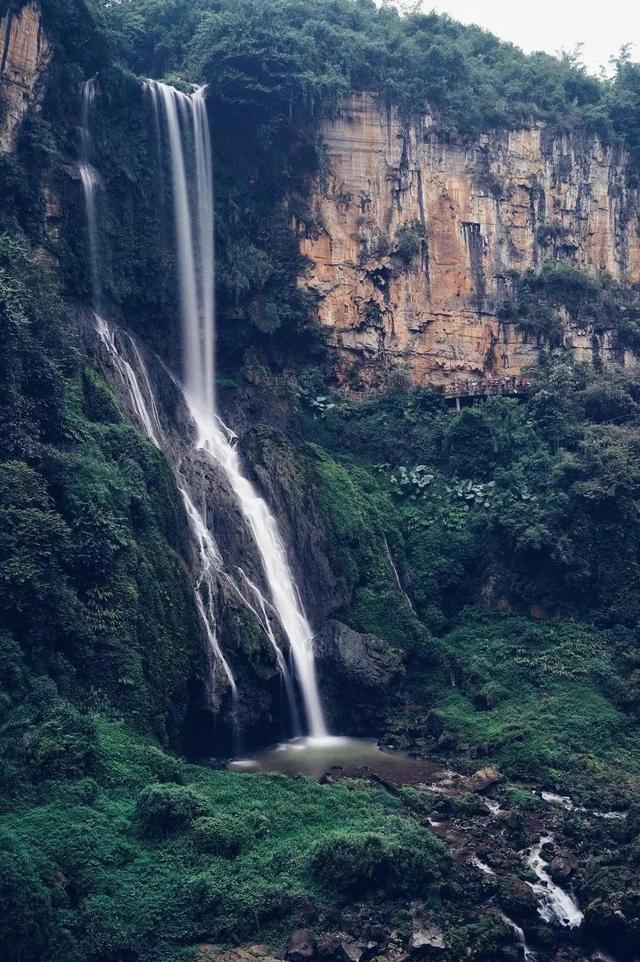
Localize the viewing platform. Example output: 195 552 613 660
443 376 532 410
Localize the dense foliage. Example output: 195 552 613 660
0 719 447 961
300 359 640 628
102 0 639 140
0 226 205 744
499 261 640 351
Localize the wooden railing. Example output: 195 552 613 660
443 376 531 399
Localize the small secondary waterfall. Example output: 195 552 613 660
144 80 327 738
177 484 239 696
95 317 240 724
497 913 536 961
526 835 584 928
95 317 162 448
79 77 101 310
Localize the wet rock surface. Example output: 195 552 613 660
316 620 404 689
467 766 504 793
286 930 316 961
315 620 405 731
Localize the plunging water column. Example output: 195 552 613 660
78 79 239 727
147 80 327 739
79 77 101 310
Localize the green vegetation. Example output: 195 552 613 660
25 0 639 365
302 360 640 625
498 261 640 350
0 229 204 755
293 357 640 790
436 613 640 791
0 719 446 961
103 0 640 140
310 819 445 896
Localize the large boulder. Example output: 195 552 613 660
409 907 446 958
316 620 404 689
197 947 280 962
286 929 316 962
585 889 640 948
314 621 405 732
315 933 375 962
497 877 540 922
467 767 504 794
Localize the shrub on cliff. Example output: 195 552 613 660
134 783 210 835
25 703 99 782
191 814 252 857
309 818 446 897
0 837 61 962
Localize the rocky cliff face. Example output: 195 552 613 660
300 92 640 389
0 0 50 153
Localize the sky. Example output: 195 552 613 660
396 1 639 74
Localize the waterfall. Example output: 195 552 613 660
497 913 536 961
80 79 242 734
82 74 327 741
526 835 584 929
96 313 315 742
79 77 101 311
95 316 240 723
147 79 327 739
95 317 162 448
178 484 239 698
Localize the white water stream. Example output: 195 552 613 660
82 78 324 743
79 77 101 311
540 791 627 820
95 318 162 448
498 913 536 961
526 835 584 929
94 315 237 698
147 79 327 738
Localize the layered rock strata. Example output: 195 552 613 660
299 92 640 388
0 0 50 153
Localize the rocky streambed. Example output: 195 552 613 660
208 740 637 962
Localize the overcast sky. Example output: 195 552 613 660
403 1 639 74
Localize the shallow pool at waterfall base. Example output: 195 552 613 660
228 736 441 782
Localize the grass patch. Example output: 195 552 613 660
433 614 640 793
0 719 447 962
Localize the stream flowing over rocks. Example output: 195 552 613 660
199 740 635 962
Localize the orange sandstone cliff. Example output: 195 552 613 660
0 0 50 153
299 92 640 389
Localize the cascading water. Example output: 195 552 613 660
79 77 101 311
80 80 241 738
95 318 162 448
95 315 241 731
497 913 536 961
178 485 238 696
147 79 328 739
526 835 584 929
81 74 327 745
